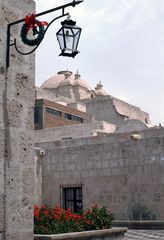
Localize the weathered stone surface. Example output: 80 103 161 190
7 100 23 127
34 228 128 240
36 128 164 220
15 73 34 102
35 121 115 142
0 0 35 239
0 195 4 232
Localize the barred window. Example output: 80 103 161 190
62 185 83 213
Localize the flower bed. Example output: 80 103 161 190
34 204 114 235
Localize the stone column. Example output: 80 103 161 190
0 1 35 240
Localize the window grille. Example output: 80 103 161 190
62 185 83 213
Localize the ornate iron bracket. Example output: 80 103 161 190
6 0 84 68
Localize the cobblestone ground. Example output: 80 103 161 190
124 230 164 240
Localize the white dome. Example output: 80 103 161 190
41 70 92 90
40 71 71 89
41 75 64 89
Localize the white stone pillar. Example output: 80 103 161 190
0 1 35 240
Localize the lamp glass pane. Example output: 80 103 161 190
73 31 80 50
63 27 74 50
57 28 65 50
64 28 73 37
57 34 65 50
72 28 80 36
65 35 74 50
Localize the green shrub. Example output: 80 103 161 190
83 204 114 230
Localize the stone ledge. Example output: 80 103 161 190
34 227 128 240
112 221 164 230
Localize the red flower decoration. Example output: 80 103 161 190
24 14 48 34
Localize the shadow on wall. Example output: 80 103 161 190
128 203 158 220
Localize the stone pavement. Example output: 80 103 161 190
124 230 164 240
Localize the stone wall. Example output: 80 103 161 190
85 97 125 124
113 98 150 123
84 96 150 125
67 102 86 112
0 1 35 239
35 121 116 143
115 119 149 133
35 128 164 220
36 87 73 104
34 228 128 240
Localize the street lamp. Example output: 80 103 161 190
56 15 81 58
6 0 84 68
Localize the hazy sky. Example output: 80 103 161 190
35 0 164 125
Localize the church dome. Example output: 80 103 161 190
41 70 72 89
41 70 92 90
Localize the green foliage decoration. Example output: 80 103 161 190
20 23 45 46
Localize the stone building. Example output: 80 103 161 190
35 70 151 131
35 70 164 221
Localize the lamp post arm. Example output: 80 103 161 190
8 0 84 27
6 0 84 68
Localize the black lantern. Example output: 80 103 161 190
56 15 82 58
